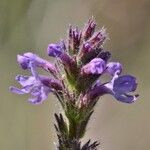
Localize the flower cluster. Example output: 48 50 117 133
10 18 138 149
10 19 138 106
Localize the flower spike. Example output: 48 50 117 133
10 18 139 149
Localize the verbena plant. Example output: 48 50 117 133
10 18 138 150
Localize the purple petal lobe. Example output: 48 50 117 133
106 62 122 76
47 42 65 57
114 93 138 103
17 52 56 74
17 55 29 69
9 86 29 94
16 75 36 86
81 58 106 75
29 86 50 105
108 75 139 103
17 53 36 69
113 75 137 94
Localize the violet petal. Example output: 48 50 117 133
113 75 137 94
106 62 122 76
47 42 65 57
81 58 106 75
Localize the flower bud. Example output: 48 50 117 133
82 18 96 40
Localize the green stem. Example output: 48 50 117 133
69 119 79 140
55 102 99 149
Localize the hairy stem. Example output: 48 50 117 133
54 103 99 150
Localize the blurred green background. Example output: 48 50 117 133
0 0 150 149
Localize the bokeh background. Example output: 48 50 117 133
0 0 150 149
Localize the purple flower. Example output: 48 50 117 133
17 52 56 74
106 62 122 76
81 58 106 75
47 42 65 57
10 75 52 104
85 74 138 104
10 62 61 104
47 42 76 73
